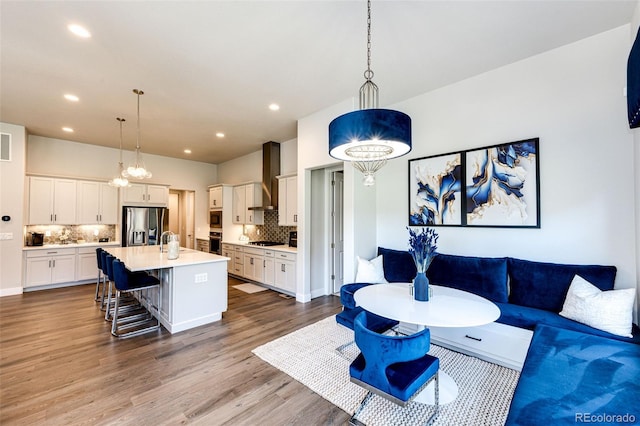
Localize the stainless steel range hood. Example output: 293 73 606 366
249 141 280 211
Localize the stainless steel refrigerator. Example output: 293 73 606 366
122 206 169 247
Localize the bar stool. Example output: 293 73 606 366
94 248 104 302
100 250 112 312
111 259 161 338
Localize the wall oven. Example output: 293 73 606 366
209 209 222 229
209 231 222 255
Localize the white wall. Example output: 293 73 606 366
298 98 383 301
299 25 639 322
632 0 640 321
0 123 26 295
216 138 298 184
27 136 217 240
379 25 638 317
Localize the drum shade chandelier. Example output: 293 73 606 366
122 89 152 179
108 117 130 187
328 0 411 186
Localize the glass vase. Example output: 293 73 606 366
413 271 430 301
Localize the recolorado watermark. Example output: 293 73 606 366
576 413 637 423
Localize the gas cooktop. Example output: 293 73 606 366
248 241 282 246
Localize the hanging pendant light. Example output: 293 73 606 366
328 0 411 186
122 89 152 179
108 117 130 188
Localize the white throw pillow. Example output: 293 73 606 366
355 255 388 283
559 275 636 337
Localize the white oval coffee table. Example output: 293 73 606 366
354 283 500 405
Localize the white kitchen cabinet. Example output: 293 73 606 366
231 245 244 277
274 251 296 294
263 249 275 286
76 181 119 224
121 183 168 206
243 247 264 283
232 183 263 225
76 246 99 281
277 175 297 226
28 177 77 225
221 243 235 274
209 185 223 209
24 248 76 288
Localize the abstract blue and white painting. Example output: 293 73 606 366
465 139 539 227
409 152 462 226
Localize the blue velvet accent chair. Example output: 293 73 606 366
349 312 439 425
111 259 161 338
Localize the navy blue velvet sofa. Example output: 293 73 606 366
336 247 640 423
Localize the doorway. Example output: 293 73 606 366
331 171 344 294
168 189 195 249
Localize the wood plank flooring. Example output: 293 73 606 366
0 277 349 425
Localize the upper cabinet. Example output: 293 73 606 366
232 183 263 225
277 175 297 226
121 183 168 206
76 181 118 224
209 185 223 209
28 177 77 225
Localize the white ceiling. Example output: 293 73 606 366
1 1 636 164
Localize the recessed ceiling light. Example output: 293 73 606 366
68 24 91 38
62 127 74 133
269 103 280 111
64 94 79 102
184 149 192 154
216 132 225 138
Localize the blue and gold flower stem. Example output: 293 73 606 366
407 227 439 301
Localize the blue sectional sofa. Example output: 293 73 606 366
336 247 640 423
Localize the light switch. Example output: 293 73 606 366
0 232 13 240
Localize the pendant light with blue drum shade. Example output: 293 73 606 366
328 0 411 186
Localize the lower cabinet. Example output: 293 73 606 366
263 250 275 286
243 247 264 283
221 243 235 275
224 243 295 295
274 252 296 294
24 248 76 288
196 239 209 253
23 244 119 290
76 247 99 281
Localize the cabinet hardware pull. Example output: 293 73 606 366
54 214 57 221
464 334 482 342
47 251 57 254
281 264 285 272
48 260 51 268
52 260 56 267
50 214 53 222
294 214 297 223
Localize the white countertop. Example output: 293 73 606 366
104 245 230 272
222 241 297 254
23 241 121 251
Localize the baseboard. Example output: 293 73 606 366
0 286 23 297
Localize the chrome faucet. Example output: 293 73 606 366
159 231 174 252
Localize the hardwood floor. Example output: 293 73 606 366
0 277 349 425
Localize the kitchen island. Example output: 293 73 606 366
105 246 229 334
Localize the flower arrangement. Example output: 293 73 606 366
407 226 439 273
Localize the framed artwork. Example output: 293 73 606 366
465 138 540 227
408 138 540 228
408 151 463 226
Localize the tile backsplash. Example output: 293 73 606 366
244 211 296 243
25 224 117 245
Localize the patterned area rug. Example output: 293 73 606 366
253 316 520 425
232 283 267 294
